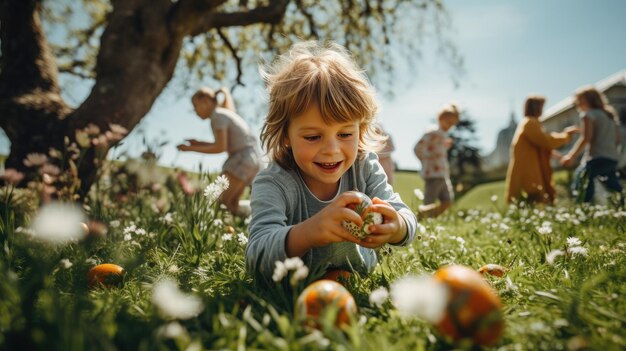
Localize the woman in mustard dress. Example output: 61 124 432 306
505 96 578 204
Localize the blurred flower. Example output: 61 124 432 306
75 130 91 148
176 171 196 195
108 123 128 137
568 246 588 256
204 175 229 203
30 202 87 243
236 232 248 245
156 321 188 339
546 249 565 265
39 163 61 177
490 195 498 202
109 220 120 228
369 287 389 307
60 258 73 269
222 233 233 241
272 256 308 285
566 237 582 247
413 188 424 200
291 265 309 286
0 168 24 185
537 221 552 235
390 275 448 323
272 261 288 282
152 278 204 320
23 153 48 167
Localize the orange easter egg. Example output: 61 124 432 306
88 263 125 288
478 264 507 277
434 265 504 346
295 280 357 328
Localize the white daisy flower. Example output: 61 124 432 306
369 287 390 307
30 202 87 244
390 275 448 323
152 279 204 320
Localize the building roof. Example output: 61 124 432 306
540 69 626 122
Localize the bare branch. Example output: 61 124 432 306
294 0 318 38
216 28 244 88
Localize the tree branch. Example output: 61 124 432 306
190 0 289 36
216 29 244 87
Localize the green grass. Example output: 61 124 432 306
1 161 625 350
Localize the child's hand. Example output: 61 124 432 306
359 197 407 248
288 192 364 257
176 143 190 151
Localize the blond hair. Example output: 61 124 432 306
524 95 545 118
192 87 237 112
438 103 460 120
260 41 384 170
575 86 618 122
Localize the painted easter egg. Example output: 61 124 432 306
434 265 504 346
295 280 357 328
88 263 125 288
341 192 383 240
478 264 507 277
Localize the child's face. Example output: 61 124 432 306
193 97 216 119
439 114 459 132
286 104 359 198
575 96 589 112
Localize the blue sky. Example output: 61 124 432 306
2 0 626 172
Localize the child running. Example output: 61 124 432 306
245 41 417 281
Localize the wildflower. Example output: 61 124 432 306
291 265 309 286
60 258 73 269
413 188 424 200
490 195 498 202
23 153 48 167
272 261 288 282
109 220 120 228
566 237 582 247
369 287 390 307
568 246 588 256
537 221 552 235
390 275 448 323
236 232 248 245
152 279 204 320
162 213 174 224
157 321 188 339
124 233 132 241
546 249 565 265
108 123 128 138
222 233 233 241
272 257 309 285
1 168 25 185
204 175 229 203
30 202 87 243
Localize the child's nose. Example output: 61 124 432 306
321 138 340 154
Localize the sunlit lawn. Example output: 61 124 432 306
1 161 624 350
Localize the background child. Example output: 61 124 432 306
504 95 578 204
561 86 623 204
245 41 417 281
414 103 460 218
177 87 261 216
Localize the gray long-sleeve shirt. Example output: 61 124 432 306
245 152 417 281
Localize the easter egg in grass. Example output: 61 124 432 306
341 192 383 240
88 263 125 288
433 265 504 346
295 280 357 328
478 264 507 277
